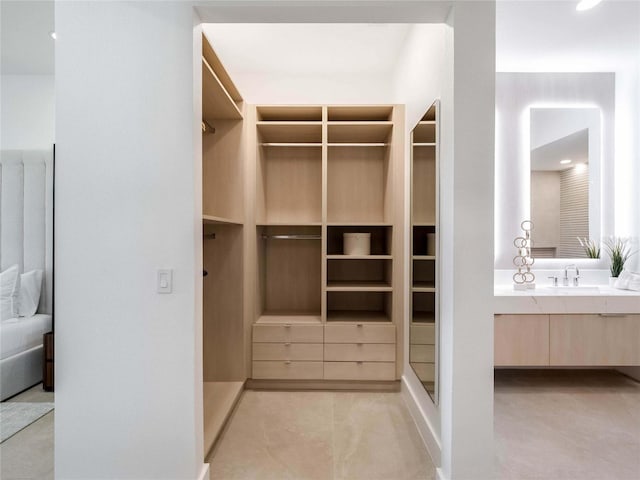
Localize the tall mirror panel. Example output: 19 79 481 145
409 101 439 403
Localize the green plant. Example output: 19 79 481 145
577 237 600 259
604 237 635 277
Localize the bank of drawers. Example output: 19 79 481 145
410 324 435 383
252 324 323 379
252 323 396 381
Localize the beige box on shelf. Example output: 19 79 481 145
344 233 371 256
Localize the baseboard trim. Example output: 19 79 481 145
197 463 210 480
401 375 442 466
245 379 400 392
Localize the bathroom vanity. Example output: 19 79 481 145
494 286 640 367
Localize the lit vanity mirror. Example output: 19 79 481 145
530 107 600 258
410 101 439 403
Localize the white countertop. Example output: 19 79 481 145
494 285 640 314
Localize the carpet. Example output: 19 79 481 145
0 402 54 442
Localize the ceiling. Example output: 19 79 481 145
2 1 638 76
531 128 589 171
497 0 640 72
202 24 413 77
1 0 54 74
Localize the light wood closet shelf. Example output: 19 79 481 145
413 255 436 260
257 122 322 143
327 122 393 144
256 313 322 325
326 281 392 292
202 214 243 225
327 311 390 323
327 254 392 260
202 58 243 121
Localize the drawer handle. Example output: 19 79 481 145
284 342 291 346
357 361 364 365
357 324 363 327
285 360 291 365
284 324 292 328
357 343 363 346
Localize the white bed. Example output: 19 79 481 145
0 150 54 400
1 315 52 399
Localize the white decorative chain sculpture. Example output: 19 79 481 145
513 220 535 290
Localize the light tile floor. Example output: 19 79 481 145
207 391 435 480
495 370 640 480
0 384 54 480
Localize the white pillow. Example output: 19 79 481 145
0 265 20 321
18 270 44 317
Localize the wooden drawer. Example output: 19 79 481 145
495 314 549 366
324 324 395 344
324 343 395 362
550 314 640 366
411 362 435 382
252 361 323 380
409 344 435 363
323 361 395 381
410 324 435 345
253 343 323 361
253 324 323 343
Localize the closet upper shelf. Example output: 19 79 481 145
257 122 322 144
202 34 243 122
203 214 243 226
202 58 243 121
327 122 393 144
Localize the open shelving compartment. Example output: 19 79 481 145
326 225 393 322
327 106 394 224
257 225 322 324
201 33 247 457
327 291 392 323
256 106 323 225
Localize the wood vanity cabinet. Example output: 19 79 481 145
494 314 549 366
550 314 640 366
495 313 640 367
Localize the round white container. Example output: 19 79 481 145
344 233 371 256
426 233 437 256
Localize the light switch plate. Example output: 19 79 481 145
157 269 173 294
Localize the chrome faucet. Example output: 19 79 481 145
564 264 580 286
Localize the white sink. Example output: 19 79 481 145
543 286 601 293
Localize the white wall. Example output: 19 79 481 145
390 23 446 463
1 74 54 149
439 3 495 479
614 66 640 272
226 71 393 105
55 2 204 479
494 73 615 271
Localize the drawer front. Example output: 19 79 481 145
410 344 435 363
550 314 640 366
253 343 323 361
323 362 396 381
324 343 395 362
410 325 435 345
411 362 435 382
324 324 395 344
252 361 323 380
253 324 323 343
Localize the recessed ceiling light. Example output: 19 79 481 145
576 0 603 11
560 159 572 165
50 32 57 40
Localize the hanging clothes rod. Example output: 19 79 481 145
261 234 321 240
